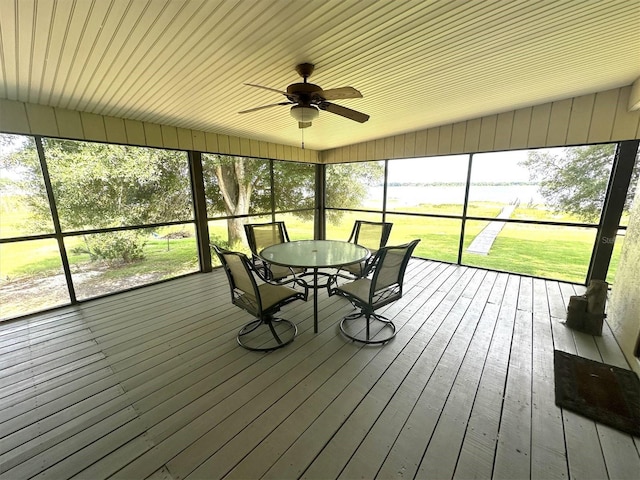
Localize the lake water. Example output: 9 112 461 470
367 184 545 206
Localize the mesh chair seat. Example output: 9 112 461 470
336 277 372 301
338 221 392 280
340 250 379 277
341 261 367 277
330 239 419 344
259 283 302 310
234 283 300 316
268 264 305 281
335 277 401 307
213 244 308 351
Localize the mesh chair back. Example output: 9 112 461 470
369 239 420 305
224 253 257 297
213 245 261 315
244 221 304 281
245 222 290 255
348 221 393 251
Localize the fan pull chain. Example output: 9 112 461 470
301 127 305 149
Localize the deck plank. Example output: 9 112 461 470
415 271 503 479
369 268 486 479
304 268 489 480
492 276 534 480
453 274 520 479
234 263 454 480
262 264 468 480
178 261 442 479
530 278 569 480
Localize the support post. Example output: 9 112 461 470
587 140 639 283
315 164 326 240
188 151 212 272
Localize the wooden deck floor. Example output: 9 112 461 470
1 259 639 479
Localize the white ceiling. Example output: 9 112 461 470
1 0 639 151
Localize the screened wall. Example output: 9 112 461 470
0 134 315 320
1 132 637 321
326 144 639 284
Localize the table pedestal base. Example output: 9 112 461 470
299 269 334 333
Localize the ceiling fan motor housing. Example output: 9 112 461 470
287 82 323 104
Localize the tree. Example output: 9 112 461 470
202 155 383 246
519 144 639 223
1 137 192 261
325 161 383 223
202 154 271 247
2 133 384 257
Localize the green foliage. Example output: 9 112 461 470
325 162 384 225
273 161 316 217
201 155 384 243
520 144 639 223
201 155 382 219
3 138 193 230
3 134 384 252
86 231 147 263
1 137 192 262
44 139 192 230
202 154 271 217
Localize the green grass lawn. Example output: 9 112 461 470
1 235 199 280
0 202 622 292
80 237 199 280
462 224 596 283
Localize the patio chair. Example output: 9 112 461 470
213 244 308 351
244 221 305 282
340 220 393 279
329 239 419 344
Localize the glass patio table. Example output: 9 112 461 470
259 240 369 333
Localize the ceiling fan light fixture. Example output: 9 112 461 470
290 105 319 122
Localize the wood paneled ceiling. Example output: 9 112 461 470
1 0 639 151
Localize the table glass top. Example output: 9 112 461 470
259 240 369 268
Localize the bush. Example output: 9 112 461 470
87 231 147 263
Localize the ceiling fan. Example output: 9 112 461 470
238 63 370 128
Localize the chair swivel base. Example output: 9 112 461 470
237 316 297 351
339 312 396 345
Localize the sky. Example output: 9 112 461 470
386 149 561 184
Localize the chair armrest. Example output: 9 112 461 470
249 260 309 300
362 249 383 277
247 258 276 283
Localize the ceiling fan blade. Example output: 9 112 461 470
320 86 363 100
319 102 370 123
244 83 288 95
298 121 312 129
238 102 291 114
